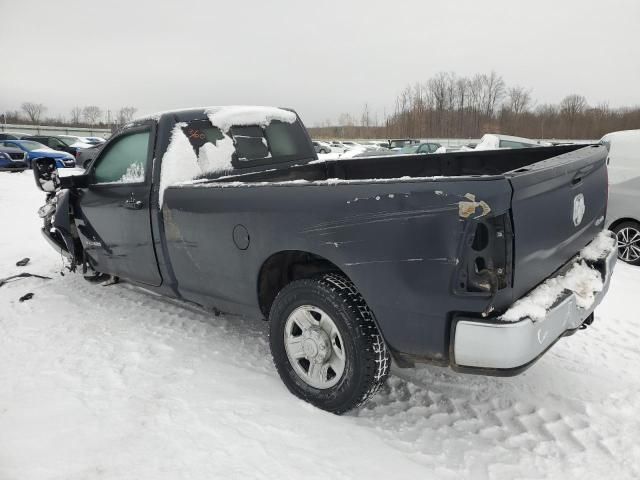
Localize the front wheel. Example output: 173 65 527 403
269 273 390 414
613 221 640 265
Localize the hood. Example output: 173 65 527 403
70 142 94 149
29 149 74 159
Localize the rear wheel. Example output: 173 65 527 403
612 221 640 265
269 273 390 414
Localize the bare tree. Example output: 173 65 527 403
70 106 83 124
506 86 532 116
21 102 46 123
560 94 587 137
308 70 640 140
82 105 103 125
560 94 587 117
117 106 137 125
482 71 505 118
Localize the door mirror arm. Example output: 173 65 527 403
59 173 91 189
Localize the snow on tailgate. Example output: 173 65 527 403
501 231 616 322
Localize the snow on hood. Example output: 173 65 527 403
501 231 616 322
206 106 296 133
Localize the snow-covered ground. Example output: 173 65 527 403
1 171 639 480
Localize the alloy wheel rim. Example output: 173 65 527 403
616 227 640 262
284 305 346 389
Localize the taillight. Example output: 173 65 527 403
455 213 513 295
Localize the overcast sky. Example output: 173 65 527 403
1 0 639 126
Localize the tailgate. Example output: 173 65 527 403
506 145 608 300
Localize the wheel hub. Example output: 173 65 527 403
617 227 640 262
302 327 331 364
283 305 347 389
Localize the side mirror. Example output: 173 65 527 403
32 158 58 192
82 157 93 169
58 172 90 189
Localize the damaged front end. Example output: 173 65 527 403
33 158 83 269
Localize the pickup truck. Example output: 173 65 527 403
32 106 617 414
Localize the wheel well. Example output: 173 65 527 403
608 217 640 231
257 250 345 317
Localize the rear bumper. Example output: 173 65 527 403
451 231 617 374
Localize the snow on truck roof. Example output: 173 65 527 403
157 107 297 206
134 105 296 125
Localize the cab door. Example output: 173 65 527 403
75 124 162 286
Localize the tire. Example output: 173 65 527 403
269 273 390 414
612 221 640 265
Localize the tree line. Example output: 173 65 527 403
2 103 138 130
310 71 640 140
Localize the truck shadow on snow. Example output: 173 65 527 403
54 273 616 473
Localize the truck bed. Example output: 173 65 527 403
163 143 608 364
199 144 589 185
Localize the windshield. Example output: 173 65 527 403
399 145 419 154
19 140 50 151
390 140 409 149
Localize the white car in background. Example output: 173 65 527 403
602 129 640 265
81 136 107 145
57 135 94 150
475 134 551 150
312 140 332 154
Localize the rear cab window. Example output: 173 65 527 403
181 116 314 171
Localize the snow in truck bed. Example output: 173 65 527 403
1 172 639 480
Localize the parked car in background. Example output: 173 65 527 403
0 146 28 171
398 142 442 155
389 138 420 150
329 141 349 153
81 136 107 145
475 134 550 150
359 141 388 151
0 140 76 168
312 140 332 154
0 132 29 140
56 135 93 149
23 135 86 158
76 144 103 169
602 129 640 265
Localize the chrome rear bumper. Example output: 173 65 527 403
452 232 617 373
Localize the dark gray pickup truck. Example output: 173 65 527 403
33 106 617 413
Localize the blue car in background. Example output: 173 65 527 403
0 140 76 168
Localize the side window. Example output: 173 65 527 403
93 131 150 184
229 125 269 160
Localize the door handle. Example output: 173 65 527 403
123 196 143 210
